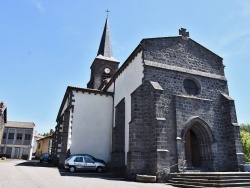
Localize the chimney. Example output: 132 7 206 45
0 102 4 108
50 129 54 136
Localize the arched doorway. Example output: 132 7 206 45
185 129 200 167
182 117 215 170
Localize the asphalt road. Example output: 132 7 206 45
0 159 174 188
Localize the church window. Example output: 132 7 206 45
184 79 199 95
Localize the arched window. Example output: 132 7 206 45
184 79 199 95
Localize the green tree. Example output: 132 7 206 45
42 133 50 137
240 124 250 162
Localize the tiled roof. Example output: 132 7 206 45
34 134 45 139
5 121 35 129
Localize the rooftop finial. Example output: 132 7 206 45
179 28 189 38
105 9 110 17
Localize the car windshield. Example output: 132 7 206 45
66 156 73 161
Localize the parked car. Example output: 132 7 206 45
71 154 106 164
64 155 106 173
40 153 51 163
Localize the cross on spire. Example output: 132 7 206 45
179 28 189 38
105 9 110 17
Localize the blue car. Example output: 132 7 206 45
40 153 51 163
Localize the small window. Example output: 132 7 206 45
25 134 31 140
102 72 111 80
8 133 14 139
74 157 83 162
6 147 12 154
184 79 199 95
16 133 22 140
84 156 94 163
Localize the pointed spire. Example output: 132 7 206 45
97 17 113 58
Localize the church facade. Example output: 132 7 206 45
51 18 245 181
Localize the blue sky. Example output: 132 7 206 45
0 0 249 134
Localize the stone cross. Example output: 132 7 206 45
179 28 189 37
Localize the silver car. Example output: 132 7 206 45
64 155 106 173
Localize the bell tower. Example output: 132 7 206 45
87 16 119 90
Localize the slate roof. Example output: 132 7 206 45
97 17 113 58
5 121 35 129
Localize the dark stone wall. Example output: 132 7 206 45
59 110 70 166
127 81 170 181
221 94 245 169
142 37 224 76
125 37 243 181
142 63 242 172
111 98 125 167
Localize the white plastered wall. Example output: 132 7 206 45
113 51 144 164
70 91 113 163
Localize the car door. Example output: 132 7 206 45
73 157 84 170
83 156 96 170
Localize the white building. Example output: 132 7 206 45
0 121 35 160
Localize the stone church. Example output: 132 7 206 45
51 17 245 181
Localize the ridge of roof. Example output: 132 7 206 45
5 121 35 128
141 36 222 59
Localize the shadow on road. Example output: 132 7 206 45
16 160 125 181
15 160 57 168
58 168 125 181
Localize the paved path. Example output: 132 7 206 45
0 159 175 188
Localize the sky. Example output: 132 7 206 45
0 0 249 134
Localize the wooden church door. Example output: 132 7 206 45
185 129 200 167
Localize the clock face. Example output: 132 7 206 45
104 68 110 74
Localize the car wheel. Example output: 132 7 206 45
96 167 103 173
69 166 76 173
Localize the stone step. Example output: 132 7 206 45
171 174 250 178
171 177 250 184
172 175 250 180
168 180 250 187
169 172 250 187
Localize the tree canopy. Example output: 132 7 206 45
240 124 250 162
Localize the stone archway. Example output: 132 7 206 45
182 117 215 170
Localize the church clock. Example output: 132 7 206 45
104 68 110 74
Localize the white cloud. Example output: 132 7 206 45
219 29 250 47
31 0 45 13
